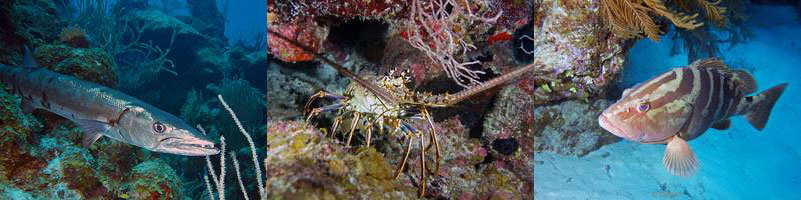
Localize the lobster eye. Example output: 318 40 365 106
152 122 166 133
637 101 650 112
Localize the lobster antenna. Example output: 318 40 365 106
266 29 398 105
447 61 541 105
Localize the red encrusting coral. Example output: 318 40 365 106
487 31 514 45
266 19 329 63
268 0 411 23
59 26 90 48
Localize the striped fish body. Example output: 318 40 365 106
598 58 787 176
0 49 219 156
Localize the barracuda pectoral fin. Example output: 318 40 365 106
75 119 110 148
662 135 699 177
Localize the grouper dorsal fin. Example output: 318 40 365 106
75 119 109 148
689 58 758 94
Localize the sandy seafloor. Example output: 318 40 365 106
533 6 801 199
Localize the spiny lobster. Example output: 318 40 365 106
267 29 541 197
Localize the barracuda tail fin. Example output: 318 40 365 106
746 83 788 131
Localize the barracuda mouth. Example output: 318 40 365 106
160 137 220 156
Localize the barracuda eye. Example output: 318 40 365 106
637 101 650 112
153 122 166 133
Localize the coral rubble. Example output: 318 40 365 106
263 120 418 199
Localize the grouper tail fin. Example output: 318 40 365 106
745 83 788 131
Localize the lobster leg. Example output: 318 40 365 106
303 90 346 114
423 109 441 175
346 113 361 147
305 103 343 125
418 130 426 197
330 116 343 139
365 122 373 148
395 134 413 180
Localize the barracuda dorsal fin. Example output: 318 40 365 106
75 119 109 147
22 46 39 68
690 58 758 94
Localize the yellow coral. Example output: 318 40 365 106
600 0 726 41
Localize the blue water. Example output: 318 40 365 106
535 5 801 199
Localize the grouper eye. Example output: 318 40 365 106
637 101 650 112
153 122 166 133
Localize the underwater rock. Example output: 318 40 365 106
123 10 212 71
122 160 183 200
58 26 90 49
263 120 418 199
529 100 619 156
0 0 63 64
268 0 410 23
33 44 117 88
267 18 330 63
186 0 226 39
7 0 63 46
265 59 348 120
46 146 107 199
485 86 619 157
427 117 532 199
511 0 627 104
484 87 619 156
0 85 45 192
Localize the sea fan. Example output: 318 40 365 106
600 0 726 41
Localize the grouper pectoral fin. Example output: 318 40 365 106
74 119 110 148
663 135 698 177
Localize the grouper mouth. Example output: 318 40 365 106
598 114 642 141
160 137 220 156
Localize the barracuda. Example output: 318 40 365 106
598 58 787 176
0 47 219 156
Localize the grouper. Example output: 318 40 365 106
598 58 787 176
0 48 219 156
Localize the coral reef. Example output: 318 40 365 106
262 120 418 199
33 44 117 87
600 0 725 41
266 0 631 198
59 26 90 48
122 160 183 199
267 0 533 85
0 0 63 65
511 0 626 104
186 0 226 39
428 117 531 199
266 18 330 62
484 87 619 157
262 118 533 199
